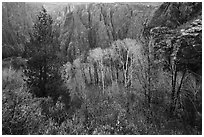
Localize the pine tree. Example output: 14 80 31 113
24 7 58 97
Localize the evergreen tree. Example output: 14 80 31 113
24 7 58 97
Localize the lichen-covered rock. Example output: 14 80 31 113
147 2 202 74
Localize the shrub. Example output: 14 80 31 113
2 87 44 134
2 67 24 90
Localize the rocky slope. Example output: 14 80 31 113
2 2 160 59
145 2 202 75
145 2 202 34
56 3 160 61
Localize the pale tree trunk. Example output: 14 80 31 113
100 59 105 94
129 55 133 88
115 66 118 85
170 60 178 114
146 35 154 107
124 50 130 88
121 61 125 84
89 65 92 84
110 66 113 84
141 35 154 122
110 59 114 83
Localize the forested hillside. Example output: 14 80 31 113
2 2 202 135
2 2 158 59
2 2 66 58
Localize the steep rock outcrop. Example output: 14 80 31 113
58 3 159 61
146 2 202 74
2 2 160 60
147 2 201 29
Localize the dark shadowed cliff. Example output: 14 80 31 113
145 2 202 75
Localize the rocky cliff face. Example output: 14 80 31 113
145 2 202 34
2 2 160 59
57 3 159 61
145 2 202 74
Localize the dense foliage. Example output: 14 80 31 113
23 7 64 99
144 2 202 131
2 2 202 135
